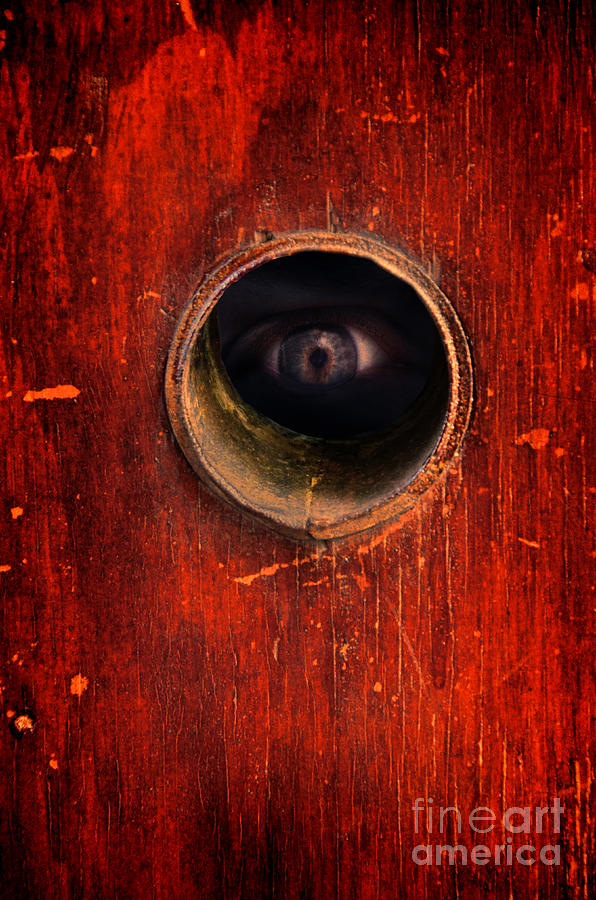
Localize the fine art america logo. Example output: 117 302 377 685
411 798 563 867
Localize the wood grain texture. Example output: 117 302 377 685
0 1 594 897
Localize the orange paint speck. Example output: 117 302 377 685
516 428 551 450
70 673 89 696
13 150 39 160
10 507 23 519
0 565 11 573
23 385 80 402
571 283 590 301
49 146 74 161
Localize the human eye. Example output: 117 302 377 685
222 309 398 382
215 253 440 439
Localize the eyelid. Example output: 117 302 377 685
221 307 423 378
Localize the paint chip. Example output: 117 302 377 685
0 565 11 573
515 428 551 450
373 681 383 693
550 220 565 237
49 146 74 161
338 642 350 660
84 134 99 157
10 507 23 519
571 283 591 301
70 673 89 696
13 150 39 160
9 711 36 737
23 385 80 402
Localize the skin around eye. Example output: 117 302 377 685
219 305 437 438
222 307 421 384
348 324 395 374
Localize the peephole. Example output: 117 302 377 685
165 232 473 540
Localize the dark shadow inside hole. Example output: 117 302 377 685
216 251 447 439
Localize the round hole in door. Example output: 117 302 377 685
165 231 473 540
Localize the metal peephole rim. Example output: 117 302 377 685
165 231 473 540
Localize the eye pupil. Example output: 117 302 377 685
308 347 328 370
278 325 358 387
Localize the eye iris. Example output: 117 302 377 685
278 326 357 386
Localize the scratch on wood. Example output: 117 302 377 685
234 553 322 585
178 0 198 31
518 537 541 549
384 599 428 691
234 561 292 585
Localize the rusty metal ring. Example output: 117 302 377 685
165 231 473 540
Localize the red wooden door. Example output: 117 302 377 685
1 1 594 897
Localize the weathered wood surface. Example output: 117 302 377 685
0 1 594 897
